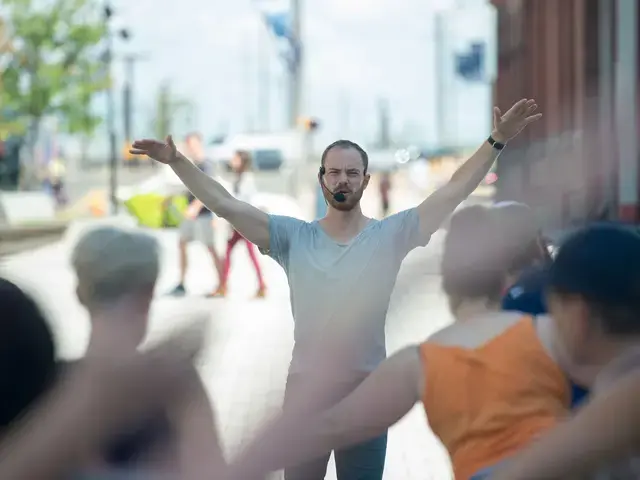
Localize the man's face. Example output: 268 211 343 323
320 147 369 211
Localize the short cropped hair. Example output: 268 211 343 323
548 223 640 336
491 201 549 273
71 226 160 305
442 205 512 302
320 140 369 174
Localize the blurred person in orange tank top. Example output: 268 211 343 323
219 205 594 480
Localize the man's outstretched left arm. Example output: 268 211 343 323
416 99 541 238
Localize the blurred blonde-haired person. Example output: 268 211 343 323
68 225 223 478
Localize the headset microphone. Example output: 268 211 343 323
333 192 346 202
319 166 348 203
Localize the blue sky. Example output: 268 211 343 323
73 0 459 152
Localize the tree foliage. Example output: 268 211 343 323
0 0 108 139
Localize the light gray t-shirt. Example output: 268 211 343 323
262 208 429 377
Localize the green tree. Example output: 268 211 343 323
0 0 108 154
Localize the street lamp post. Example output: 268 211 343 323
289 0 302 129
122 53 147 166
103 3 130 214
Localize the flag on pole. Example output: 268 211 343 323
253 0 292 39
252 0 301 72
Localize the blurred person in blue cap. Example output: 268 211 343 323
492 201 589 408
491 223 640 479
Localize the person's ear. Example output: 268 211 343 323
362 173 371 190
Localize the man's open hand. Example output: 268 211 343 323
130 135 179 165
492 98 542 143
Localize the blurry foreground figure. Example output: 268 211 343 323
492 224 640 479
69 225 223 478
0 319 210 480
494 201 590 408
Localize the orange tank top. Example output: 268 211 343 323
420 317 570 480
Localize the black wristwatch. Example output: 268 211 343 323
487 134 506 151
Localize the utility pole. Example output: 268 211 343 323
242 47 254 132
257 20 271 132
289 0 302 128
433 9 447 150
122 53 148 166
377 98 391 149
104 4 118 214
103 3 130 214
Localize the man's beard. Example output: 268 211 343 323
323 187 364 211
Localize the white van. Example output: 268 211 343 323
208 131 302 172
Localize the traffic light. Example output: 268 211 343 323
300 117 320 131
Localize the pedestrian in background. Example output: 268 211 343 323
167 132 223 297
211 150 266 298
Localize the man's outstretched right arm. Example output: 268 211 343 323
170 154 269 249
130 136 269 249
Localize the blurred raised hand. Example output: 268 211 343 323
130 135 180 165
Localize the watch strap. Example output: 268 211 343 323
488 135 506 151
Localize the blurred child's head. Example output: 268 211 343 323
72 226 160 346
547 224 640 364
443 205 511 312
491 201 549 279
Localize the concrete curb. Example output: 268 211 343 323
0 221 69 241
0 221 69 256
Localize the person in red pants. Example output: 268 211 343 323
210 151 266 298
